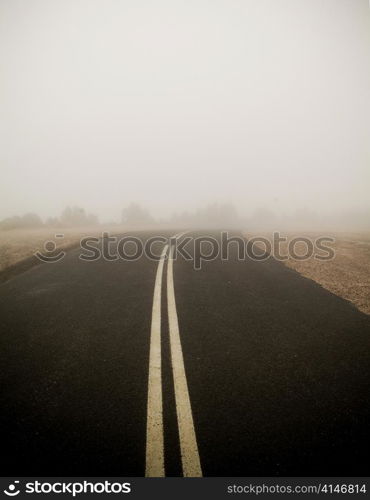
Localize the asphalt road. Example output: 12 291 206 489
0 231 369 476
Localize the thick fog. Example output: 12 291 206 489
1 0 369 227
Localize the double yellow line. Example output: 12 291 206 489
145 233 202 477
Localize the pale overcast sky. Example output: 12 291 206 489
1 0 369 221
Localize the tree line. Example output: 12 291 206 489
0 202 239 230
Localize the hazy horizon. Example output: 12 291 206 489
1 0 369 226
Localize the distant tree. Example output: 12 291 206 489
60 206 84 226
196 203 238 226
121 203 154 226
0 216 22 230
168 203 238 228
60 206 99 226
170 211 192 225
86 213 99 226
45 217 61 227
249 207 276 227
21 213 43 228
0 213 43 230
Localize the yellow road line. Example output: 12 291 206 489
145 244 168 477
167 242 202 477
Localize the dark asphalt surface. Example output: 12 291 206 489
0 231 369 476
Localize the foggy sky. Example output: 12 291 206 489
1 0 369 222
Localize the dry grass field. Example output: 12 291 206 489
0 227 108 273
